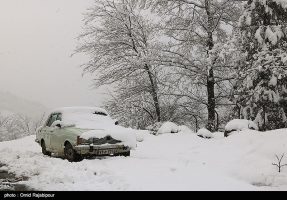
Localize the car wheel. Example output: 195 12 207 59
41 140 51 156
64 143 82 162
123 151 131 157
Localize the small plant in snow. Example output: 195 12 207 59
272 154 287 173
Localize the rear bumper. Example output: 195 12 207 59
74 144 130 156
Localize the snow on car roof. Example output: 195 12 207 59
50 107 109 115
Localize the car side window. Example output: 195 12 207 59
56 113 62 121
46 114 58 127
46 115 52 127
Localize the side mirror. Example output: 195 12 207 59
36 126 43 133
51 120 63 128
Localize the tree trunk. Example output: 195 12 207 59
145 64 161 122
207 69 216 131
205 0 216 132
126 16 161 122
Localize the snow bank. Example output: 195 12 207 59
157 122 179 135
1 129 287 191
225 119 259 132
222 129 287 189
197 128 213 139
148 122 195 135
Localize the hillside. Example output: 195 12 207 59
0 91 48 119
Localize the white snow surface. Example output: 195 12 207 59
1 128 287 191
225 119 259 132
157 122 179 135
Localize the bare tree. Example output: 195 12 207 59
272 154 287 173
0 113 10 129
140 0 243 131
0 113 45 142
75 0 163 123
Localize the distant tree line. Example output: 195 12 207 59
0 113 45 142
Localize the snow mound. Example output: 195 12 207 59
134 130 151 142
178 125 195 134
225 119 259 132
197 128 213 139
148 123 195 135
157 122 179 135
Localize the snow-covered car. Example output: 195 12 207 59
224 119 259 137
35 107 136 161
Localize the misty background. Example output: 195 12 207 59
0 0 106 110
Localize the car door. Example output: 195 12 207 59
42 113 59 150
49 113 64 152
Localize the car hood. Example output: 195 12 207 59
77 125 137 149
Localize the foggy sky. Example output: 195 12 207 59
0 0 108 109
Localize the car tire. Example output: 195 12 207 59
41 140 51 156
123 151 130 157
64 143 82 162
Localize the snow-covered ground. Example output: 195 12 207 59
0 129 287 191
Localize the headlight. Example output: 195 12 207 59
77 136 89 145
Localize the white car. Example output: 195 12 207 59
35 107 136 161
